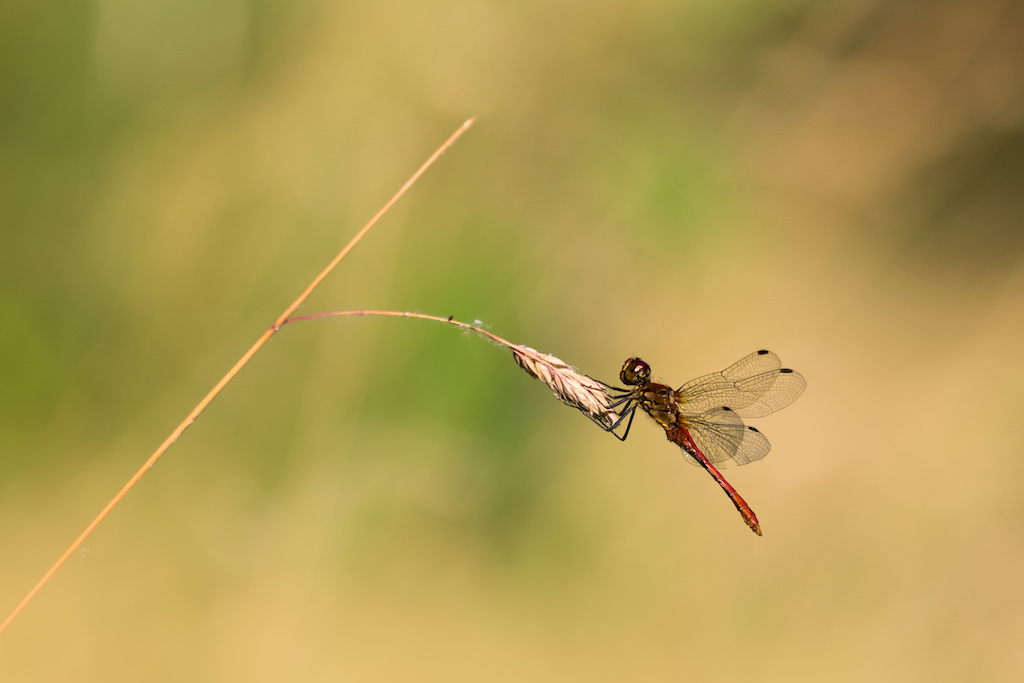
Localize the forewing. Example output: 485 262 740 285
676 372 764 415
721 350 784 381
732 369 806 418
677 350 805 418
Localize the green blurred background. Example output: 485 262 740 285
2 0 1024 680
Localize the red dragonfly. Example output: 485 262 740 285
605 350 805 535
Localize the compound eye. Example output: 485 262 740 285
620 358 651 385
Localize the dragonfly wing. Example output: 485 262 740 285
732 369 806 418
684 407 774 467
677 350 805 418
681 407 746 467
677 350 780 414
731 425 772 465
721 350 785 380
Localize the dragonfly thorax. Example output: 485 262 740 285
640 382 680 429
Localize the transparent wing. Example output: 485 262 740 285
680 407 773 468
677 350 806 418
732 369 806 418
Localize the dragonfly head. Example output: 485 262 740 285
620 358 651 386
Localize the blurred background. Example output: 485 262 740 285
2 0 1023 680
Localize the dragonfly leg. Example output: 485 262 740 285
605 408 636 441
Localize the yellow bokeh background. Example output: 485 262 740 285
2 1 1024 680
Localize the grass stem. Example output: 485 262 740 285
0 119 475 637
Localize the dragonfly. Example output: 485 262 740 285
603 350 805 536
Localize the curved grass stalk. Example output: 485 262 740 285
284 310 620 428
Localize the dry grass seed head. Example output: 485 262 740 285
511 346 620 428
